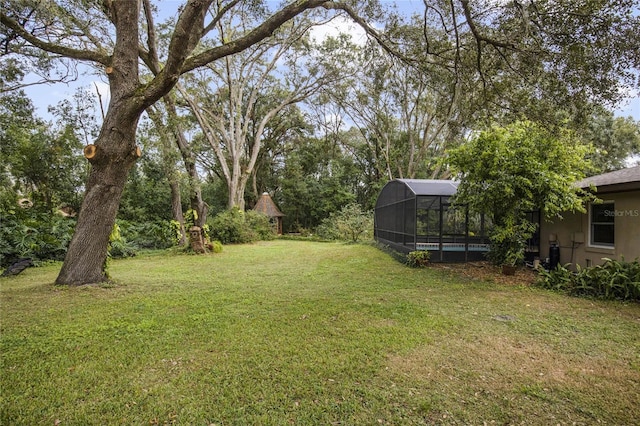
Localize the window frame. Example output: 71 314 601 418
589 201 615 248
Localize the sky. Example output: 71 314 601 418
21 1 640 123
617 96 640 120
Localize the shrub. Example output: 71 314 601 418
208 209 249 244
0 208 76 267
535 263 575 292
108 223 136 259
119 220 177 249
245 210 276 241
210 240 223 253
316 203 373 242
315 220 342 241
535 258 640 301
208 209 277 244
406 250 431 268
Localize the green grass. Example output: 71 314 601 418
2 240 639 425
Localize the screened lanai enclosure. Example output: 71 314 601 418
374 179 492 262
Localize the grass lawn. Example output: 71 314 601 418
1 240 639 425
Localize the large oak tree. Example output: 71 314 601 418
1 0 371 285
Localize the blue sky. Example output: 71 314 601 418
617 96 640 120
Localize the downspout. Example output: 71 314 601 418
413 195 418 251
439 197 444 262
465 205 469 262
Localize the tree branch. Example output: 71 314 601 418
180 0 329 74
202 0 242 35
459 0 515 50
325 1 415 66
142 0 160 72
0 12 110 65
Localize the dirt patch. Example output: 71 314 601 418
430 261 538 286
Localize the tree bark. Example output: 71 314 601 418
55 1 143 285
164 95 208 227
170 180 187 246
190 184 209 227
228 176 248 211
55 116 140 284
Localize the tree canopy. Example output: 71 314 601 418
447 121 594 264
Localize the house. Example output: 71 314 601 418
253 192 285 235
539 166 640 268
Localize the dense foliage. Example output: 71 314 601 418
107 223 136 260
0 207 75 268
1 88 89 212
118 158 175 224
536 259 640 301
405 250 431 268
448 121 593 265
207 209 275 245
0 84 89 269
316 203 373 242
117 220 178 251
578 107 640 173
278 137 360 232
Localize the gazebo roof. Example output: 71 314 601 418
253 192 284 217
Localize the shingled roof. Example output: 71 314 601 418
253 192 284 217
576 165 640 193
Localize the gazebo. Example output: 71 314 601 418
253 192 285 235
374 179 491 262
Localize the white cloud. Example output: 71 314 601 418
307 15 369 46
89 80 110 112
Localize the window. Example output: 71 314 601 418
590 202 615 247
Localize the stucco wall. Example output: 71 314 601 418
539 190 640 268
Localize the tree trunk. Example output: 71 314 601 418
228 174 247 211
55 0 143 285
162 95 209 227
55 119 140 285
189 180 208 227
170 180 187 246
